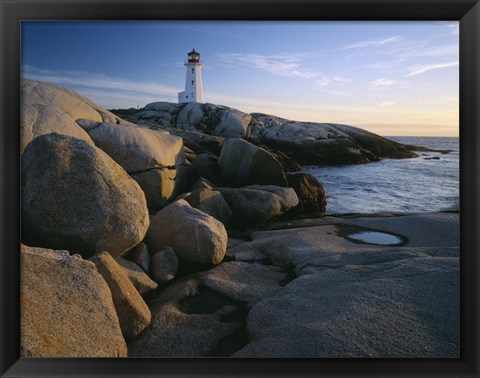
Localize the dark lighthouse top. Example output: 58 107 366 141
187 49 200 63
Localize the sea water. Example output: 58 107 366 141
302 137 459 214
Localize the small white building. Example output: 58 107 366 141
178 49 204 103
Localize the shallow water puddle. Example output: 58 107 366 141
346 231 404 246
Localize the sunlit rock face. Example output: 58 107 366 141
22 80 188 212
79 121 187 210
21 79 132 154
130 101 251 139
146 199 228 266
21 133 150 258
90 251 151 341
119 102 418 166
218 138 287 187
21 245 127 357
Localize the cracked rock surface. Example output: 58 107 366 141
128 212 458 358
127 261 289 357
228 212 459 357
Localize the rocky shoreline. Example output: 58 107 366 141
110 102 423 167
20 79 459 358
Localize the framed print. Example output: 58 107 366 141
1 0 479 377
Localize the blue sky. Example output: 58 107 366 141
22 21 459 136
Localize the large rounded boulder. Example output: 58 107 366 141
183 188 232 226
218 138 287 187
21 245 127 357
79 122 186 211
146 199 227 266
84 122 184 173
21 133 149 258
219 185 299 225
284 173 327 218
21 79 130 154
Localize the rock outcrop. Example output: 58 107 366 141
146 200 228 266
79 122 186 209
21 245 127 357
21 133 149 258
219 185 299 225
125 242 150 273
150 246 179 285
283 173 327 218
128 101 251 139
227 213 459 358
113 101 421 166
249 113 419 165
188 153 221 185
22 80 187 212
218 138 287 187
129 213 459 358
82 122 183 172
21 79 131 154
128 261 288 357
127 276 242 357
130 168 178 210
116 257 158 296
183 188 232 226
91 251 151 340
20 82 458 359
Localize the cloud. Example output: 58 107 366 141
22 65 181 107
379 101 398 106
333 76 352 84
436 21 459 36
214 53 318 79
316 76 331 86
360 38 457 70
316 76 352 87
342 36 399 50
370 78 398 87
369 78 410 89
22 65 180 95
405 61 459 76
396 44 458 61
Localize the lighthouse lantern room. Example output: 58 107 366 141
178 49 203 103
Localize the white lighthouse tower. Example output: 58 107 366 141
178 49 204 103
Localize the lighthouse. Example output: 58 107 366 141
178 49 204 103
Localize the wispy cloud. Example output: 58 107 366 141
333 76 352 85
315 75 352 87
405 61 459 77
22 65 181 108
436 21 460 36
315 76 353 87
342 36 399 50
396 44 458 61
379 101 398 106
214 53 318 79
370 78 398 87
360 39 457 71
23 65 180 96
316 76 331 86
369 78 410 89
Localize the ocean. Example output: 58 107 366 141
302 137 459 214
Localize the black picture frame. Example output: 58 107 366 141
1 0 479 377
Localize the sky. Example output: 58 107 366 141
22 21 459 137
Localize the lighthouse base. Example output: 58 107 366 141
178 91 202 104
